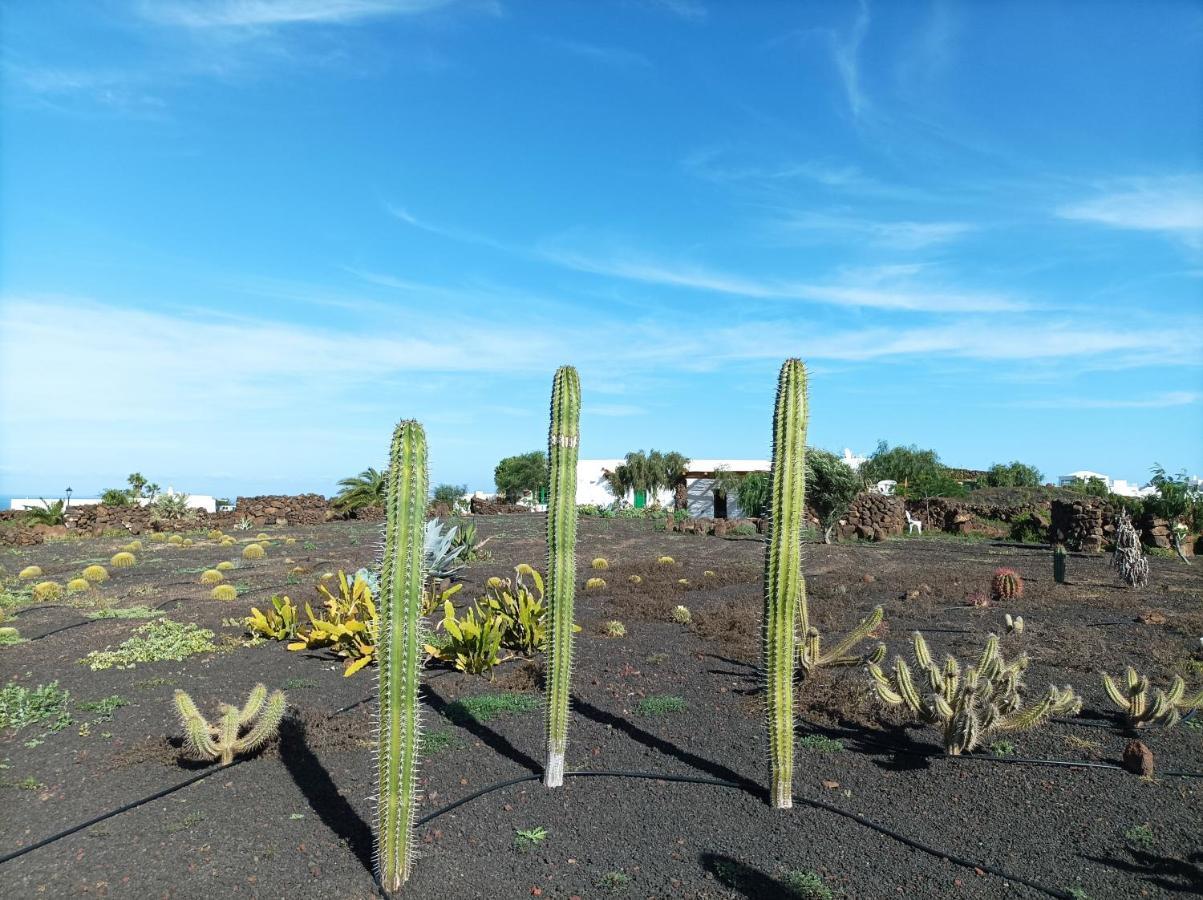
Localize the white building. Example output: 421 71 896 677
1057 470 1156 499
577 458 771 518
9 489 219 514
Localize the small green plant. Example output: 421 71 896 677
303 540 316 551
418 728 460 757
514 825 548 852
173 683 287 766
81 565 109 582
87 606 160 620
635 695 686 716
445 692 539 724
868 632 1080 755
780 870 836 900
0 681 72 732
797 733 843 753
242 543 266 560
0 627 23 646
601 620 626 637
671 604 691 624
82 619 216 670
1124 823 1155 850
1102 667 1203 727
731 522 757 537
991 567 1023 601
110 552 136 568
989 740 1017 756
78 695 128 720
595 870 632 892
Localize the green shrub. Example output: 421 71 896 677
81 619 216 670
0 681 71 732
1009 513 1046 544
445 692 539 724
635 695 686 715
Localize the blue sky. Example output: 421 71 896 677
2 0 1201 499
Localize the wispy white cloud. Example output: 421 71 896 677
644 0 706 22
136 0 474 29
768 210 975 250
1012 392 1202 410
539 247 1024 312
541 37 651 69
830 0 872 121
1057 176 1203 248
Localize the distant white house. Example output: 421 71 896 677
842 448 868 470
9 488 219 514
1057 471 1156 499
577 458 771 518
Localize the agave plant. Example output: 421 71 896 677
424 518 467 582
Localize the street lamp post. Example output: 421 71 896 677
65 487 73 512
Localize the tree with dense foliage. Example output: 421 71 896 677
431 483 467 509
334 467 387 511
1147 464 1196 563
100 488 132 506
604 449 689 507
858 441 944 490
735 471 770 518
1064 476 1110 498
806 448 863 543
983 461 1044 488
494 451 548 502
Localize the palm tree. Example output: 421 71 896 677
660 451 690 510
334 467 387 511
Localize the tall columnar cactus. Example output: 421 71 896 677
1102 667 1203 727
376 420 429 894
868 632 1081 755
544 365 580 788
763 359 807 809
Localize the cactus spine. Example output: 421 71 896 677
544 365 580 788
763 359 808 809
173 683 286 766
375 420 428 894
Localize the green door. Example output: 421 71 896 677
634 489 646 509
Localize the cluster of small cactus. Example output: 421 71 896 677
868 632 1081 755
585 577 606 590
82 565 109 582
544 366 581 790
111 552 136 568
174 683 286 766
990 568 1023 601
1111 511 1149 589
1102 667 1203 727
243 543 266 560
1003 613 1024 636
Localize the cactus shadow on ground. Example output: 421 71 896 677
698 852 793 899
277 715 375 877
1083 848 1203 895
422 684 541 774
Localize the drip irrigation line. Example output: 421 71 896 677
23 597 200 642
413 769 1072 899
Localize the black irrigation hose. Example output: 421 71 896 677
23 597 195 642
412 769 1073 899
